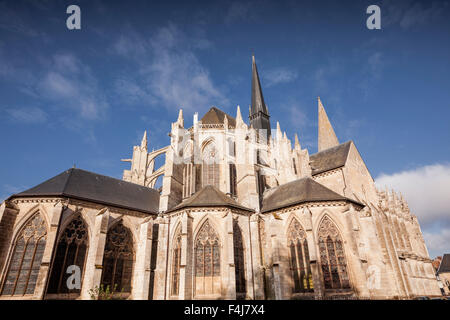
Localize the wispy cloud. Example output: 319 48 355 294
383 0 449 30
113 23 228 113
263 67 298 87
0 50 108 122
224 1 255 24
6 107 47 124
39 53 108 120
0 184 28 202
0 2 48 38
312 59 340 93
375 163 450 225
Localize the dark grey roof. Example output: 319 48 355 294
167 185 253 213
201 107 236 127
261 177 363 213
309 141 352 175
438 254 450 274
11 168 160 214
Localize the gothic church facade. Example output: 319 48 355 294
0 56 441 300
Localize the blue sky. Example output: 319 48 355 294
0 0 449 257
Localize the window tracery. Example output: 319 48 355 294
202 142 220 189
101 222 134 292
287 219 313 292
47 214 88 294
1 214 47 296
318 216 350 290
195 220 220 295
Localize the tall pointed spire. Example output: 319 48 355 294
251 55 268 115
318 97 339 152
141 130 148 149
250 54 271 141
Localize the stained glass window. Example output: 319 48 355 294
318 216 350 289
47 214 88 294
202 142 220 189
1 214 47 296
195 220 220 295
171 230 181 296
101 222 134 292
233 221 246 296
287 219 313 293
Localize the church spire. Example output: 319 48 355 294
250 54 271 141
251 55 268 115
318 97 339 152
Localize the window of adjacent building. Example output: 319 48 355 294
171 229 181 296
318 216 350 290
287 219 313 293
47 214 88 295
101 222 134 293
1 213 47 296
233 220 246 297
195 220 220 296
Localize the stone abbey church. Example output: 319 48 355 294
0 56 441 300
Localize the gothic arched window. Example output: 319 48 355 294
171 228 182 296
195 220 220 296
287 219 313 293
202 142 220 189
47 214 88 294
101 222 134 293
1 214 47 296
233 220 246 297
318 216 350 290
229 163 237 197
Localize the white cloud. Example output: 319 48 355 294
6 107 47 124
423 227 450 258
375 163 450 225
113 24 228 113
263 67 298 87
224 2 252 24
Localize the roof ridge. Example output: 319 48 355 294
69 167 156 190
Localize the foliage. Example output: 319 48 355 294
88 284 125 300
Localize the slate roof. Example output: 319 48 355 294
309 141 352 175
167 185 253 213
438 254 450 274
10 168 160 214
201 107 236 127
261 177 363 213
